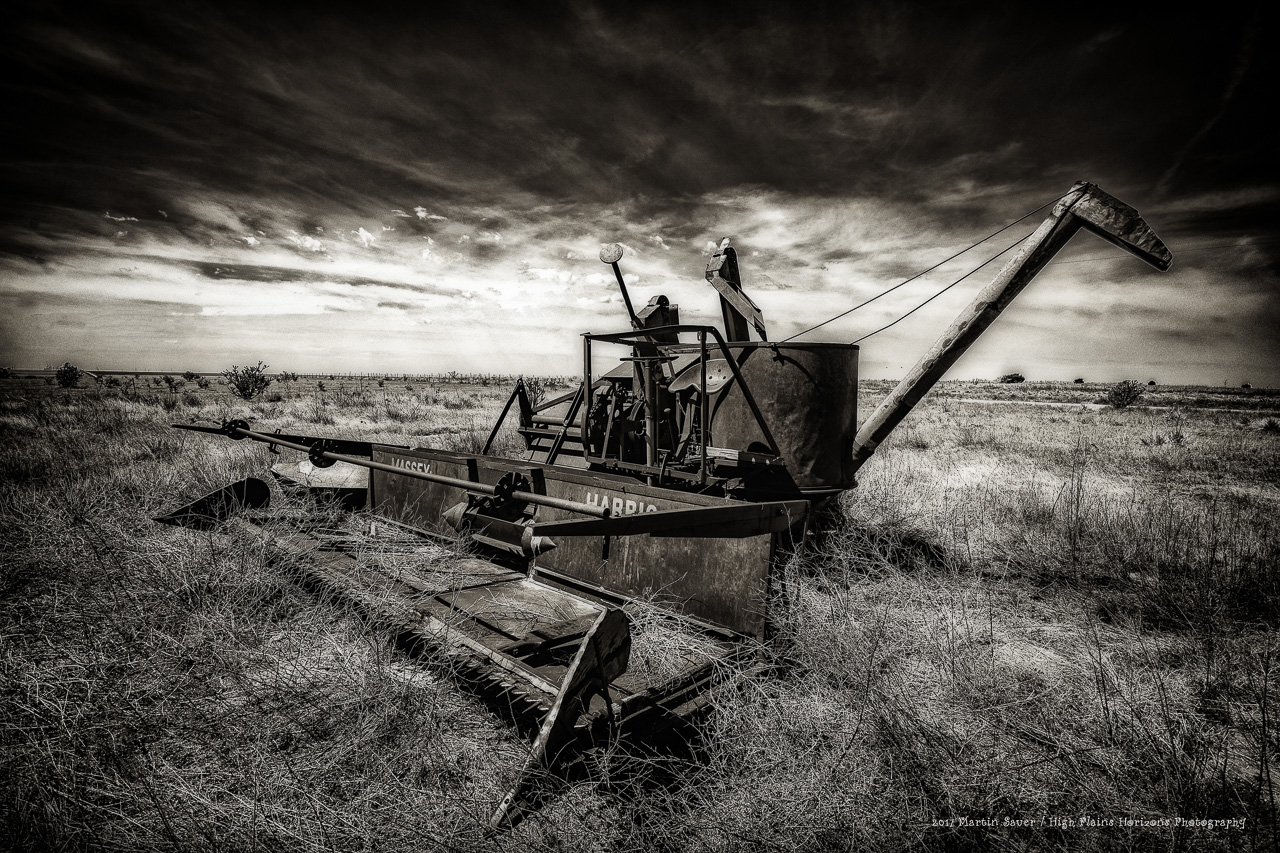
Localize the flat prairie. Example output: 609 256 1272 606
2 375 1278 852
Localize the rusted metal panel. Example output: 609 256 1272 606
152 477 270 530
369 447 792 637
438 578 602 639
709 342 859 493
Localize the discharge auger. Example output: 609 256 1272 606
157 181 1171 830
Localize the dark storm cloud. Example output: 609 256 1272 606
5 2 1273 211
1 0 1276 381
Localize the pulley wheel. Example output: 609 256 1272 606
490 471 530 509
308 441 337 469
222 418 251 439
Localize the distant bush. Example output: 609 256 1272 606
1073 378 1085 384
196 377 211 389
1107 379 1145 409
43 377 54 385
1147 380 1157 386
182 371 199 382
522 376 548 409
997 373 1025 384
0 367 12 380
161 375 185 392
1241 383 1252 390
277 371 299 383
55 362 83 388
1261 418 1280 435
104 376 122 388
221 361 273 400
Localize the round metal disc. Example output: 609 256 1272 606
223 418 251 439
308 441 337 468
599 243 624 264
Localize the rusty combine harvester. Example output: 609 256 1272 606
157 182 1171 829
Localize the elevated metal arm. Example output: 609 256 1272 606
850 181 1172 473
706 239 767 342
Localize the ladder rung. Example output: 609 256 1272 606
518 426 583 439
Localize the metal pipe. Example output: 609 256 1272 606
581 336 592 459
698 329 708 484
644 359 657 478
232 427 610 518
849 182 1172 474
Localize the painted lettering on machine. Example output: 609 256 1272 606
392 457 432 474
584 491 660 515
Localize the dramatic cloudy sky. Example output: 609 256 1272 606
2 1 1275 383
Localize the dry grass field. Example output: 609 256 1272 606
2 374 1279 852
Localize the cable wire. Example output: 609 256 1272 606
779 193 1066 343
850 229 1029 344
845 229 1273 344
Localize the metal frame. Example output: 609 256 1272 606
580 324 782 486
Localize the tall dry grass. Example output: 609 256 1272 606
2 382 1278 851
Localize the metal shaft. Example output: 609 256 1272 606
611 261 641 329
233 427 610 518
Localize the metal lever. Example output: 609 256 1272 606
600 243 641 329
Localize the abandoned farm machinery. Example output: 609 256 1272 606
157 181 1172 830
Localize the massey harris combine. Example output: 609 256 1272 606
157 182 1172 830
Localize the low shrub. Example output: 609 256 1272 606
55 362 83 388
1107 379 1145 409
221 361 273 400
